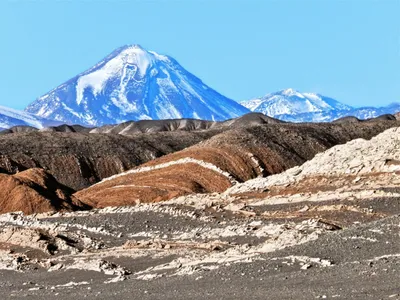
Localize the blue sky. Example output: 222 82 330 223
1 0 399 110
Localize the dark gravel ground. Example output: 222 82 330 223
0 211 398 300
2 220 399 300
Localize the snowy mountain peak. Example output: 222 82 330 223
75 45 157 106
241 89 400 123
280 88 304 98
26 46 249 126
240 89 353 121
123 44 144 50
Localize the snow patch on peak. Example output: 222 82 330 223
76 46 155 105
239 98 263 112
148 50 170 63
120 45 155 75
281 88 304 98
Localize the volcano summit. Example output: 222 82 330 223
26 45 249 126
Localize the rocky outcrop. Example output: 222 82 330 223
0 125 39 135
76 162 233 208
0 168 89 214
89 112 282 135
0 130 217 190
76 120 400 208
227 126 400 194
0 113 280 136
39 124 92 133
90 119 218 135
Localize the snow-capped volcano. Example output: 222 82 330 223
241 88 352 121
241 89 400 122
0 105 59 130
26 45 249 126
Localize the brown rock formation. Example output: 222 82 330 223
0 114 285 191
0 113 398 196
0 130 217 190
78 163 232 208
76 120 400 208
0 168 89 214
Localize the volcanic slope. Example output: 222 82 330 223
0 105 60 131
0 168 88 215
25 45 249 126
75 119 400 208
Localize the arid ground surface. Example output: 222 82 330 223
0 115 399 299
0 186 398 299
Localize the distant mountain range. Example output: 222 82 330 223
0 45 398 129
0 105 59 131
25 45 249 126
241 88 400 122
